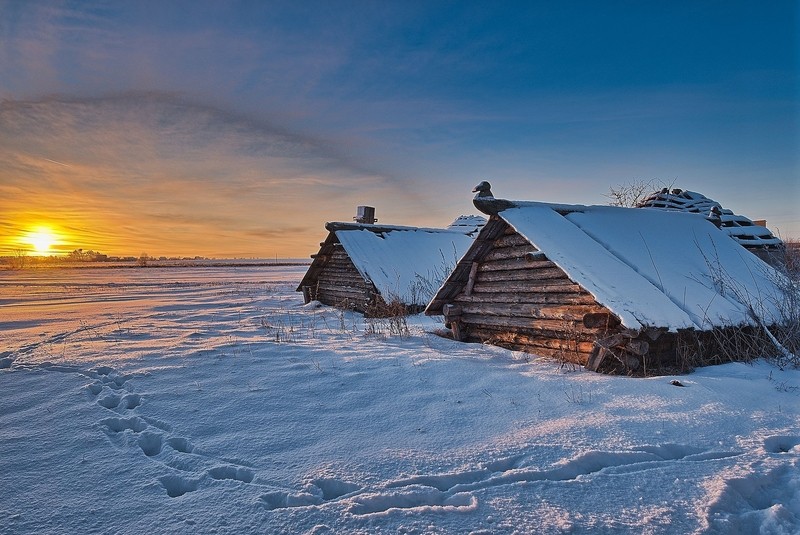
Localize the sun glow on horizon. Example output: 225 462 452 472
23 227 58 255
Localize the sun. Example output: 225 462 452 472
24 227 57 254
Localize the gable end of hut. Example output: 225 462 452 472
432 216 625 366
297 230 378 313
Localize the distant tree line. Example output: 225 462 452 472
66 249 108 262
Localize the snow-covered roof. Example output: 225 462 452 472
446 215 486 233
441 197 789 332
638 189 783 249
336 225 474 305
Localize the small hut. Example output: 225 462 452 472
426 183 789 374
298 208 484 315
638 188 784 264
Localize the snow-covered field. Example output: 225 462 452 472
1 266 798 534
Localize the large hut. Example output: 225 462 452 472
426 183 789 374
298 209 484 315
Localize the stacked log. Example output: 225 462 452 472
313 246 373 311
447 224 619 365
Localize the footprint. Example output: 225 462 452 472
706 462 800 533
100 416 148 433
86 381 104 396
349 487 477 516
311 478 361 500
763 436 800 454
119 393 142 409
166 437 194 453
159 475 200 498
97 394 121 409
259 490 321 510
388 468 490 492
141 416 172 432
208 466 255 483
386 443 740 498
482 454 525 473
138 432 164 457
258 479 362 511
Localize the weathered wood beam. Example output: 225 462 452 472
492 233 530 248
483 246 540 262
464 262 479 296
459 303 607 322
461 313 595 337
454 290 595 304
472 280 585 294
476 267 569 283
477 258 556 272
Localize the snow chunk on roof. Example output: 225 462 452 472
501 203 787 332
336 228 473 305
447 215 486 234
639 189 783 248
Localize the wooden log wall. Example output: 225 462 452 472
313 246 374 312
451 225 616 365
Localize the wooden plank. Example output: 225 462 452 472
483 246 540 262
451 321 466 341
467 330 593 363
443 303 462 320
317 275 368 286
319 274 365 284
470 324 597 343
301 286 312 303
317 288 368 301
585 345 609 371
478 258 556 272
472 329 596 353
316 285 369 298
476 267 570 283
626 339 650 356
492 233 530 248
459 303 607 322
461 313 594 335
472 280 585 294
465 262 479 296
454 292 596 305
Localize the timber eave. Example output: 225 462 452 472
425 216 510 315
296 230 339 292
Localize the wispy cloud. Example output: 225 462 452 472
0 93 411 256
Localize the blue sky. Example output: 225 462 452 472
1 1 797 257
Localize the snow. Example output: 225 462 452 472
1 265 798 534
446 215 486 234
501 202 788 331
336 228 474 305
638 189 783 248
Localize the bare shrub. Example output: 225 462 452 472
697 244 800 369
778 238 800 281
9 249 28 270
605 179 674 208
364 297 410 337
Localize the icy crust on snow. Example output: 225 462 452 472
336 228 474 305
501 203 786 331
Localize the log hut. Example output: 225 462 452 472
426 183 789 374
638 188 784 265
298 208 484 315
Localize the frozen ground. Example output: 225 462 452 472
1 266 798 534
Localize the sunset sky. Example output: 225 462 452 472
1 1 797 258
